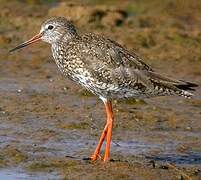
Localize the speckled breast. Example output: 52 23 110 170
51 43 153 100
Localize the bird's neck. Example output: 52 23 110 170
51 33 80 50
59 31 78 44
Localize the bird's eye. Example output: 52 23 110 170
48 25 54 30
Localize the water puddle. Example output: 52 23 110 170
41 136 201 165
147 152 201 165
0 130 201 166
0 170 61 180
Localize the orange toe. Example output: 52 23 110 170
90 154 98 161
90 154 102 161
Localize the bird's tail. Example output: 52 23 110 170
145 71 198 98
173 81 198 98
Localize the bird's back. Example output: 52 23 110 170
52 33 197 100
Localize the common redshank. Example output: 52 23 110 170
10 17 198 162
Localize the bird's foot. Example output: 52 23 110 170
103 153 110 162
90 154 110 162
103 157 110 162
90 154 101 161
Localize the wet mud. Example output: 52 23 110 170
0 0 201 179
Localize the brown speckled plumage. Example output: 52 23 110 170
41 17 197 101
10 17 198 162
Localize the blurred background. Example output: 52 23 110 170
0 0 201 179
1 0 201 77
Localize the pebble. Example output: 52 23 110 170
17 89 22 93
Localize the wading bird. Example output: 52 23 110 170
10 17 198 162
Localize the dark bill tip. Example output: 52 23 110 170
9 33 42 53
9 43 30 53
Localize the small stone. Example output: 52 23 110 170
17 89 22 93
186 126 192 130
63 86 69 91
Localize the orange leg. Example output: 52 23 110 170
103 101 113 162
90 100 114 162
90 122 108 161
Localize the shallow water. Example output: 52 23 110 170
0 170 61 180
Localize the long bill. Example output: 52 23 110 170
9 33 43 53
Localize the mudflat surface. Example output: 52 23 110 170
0 0 201 179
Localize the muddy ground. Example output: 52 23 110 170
0 0 201 179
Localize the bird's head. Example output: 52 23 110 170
10 17 77 52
